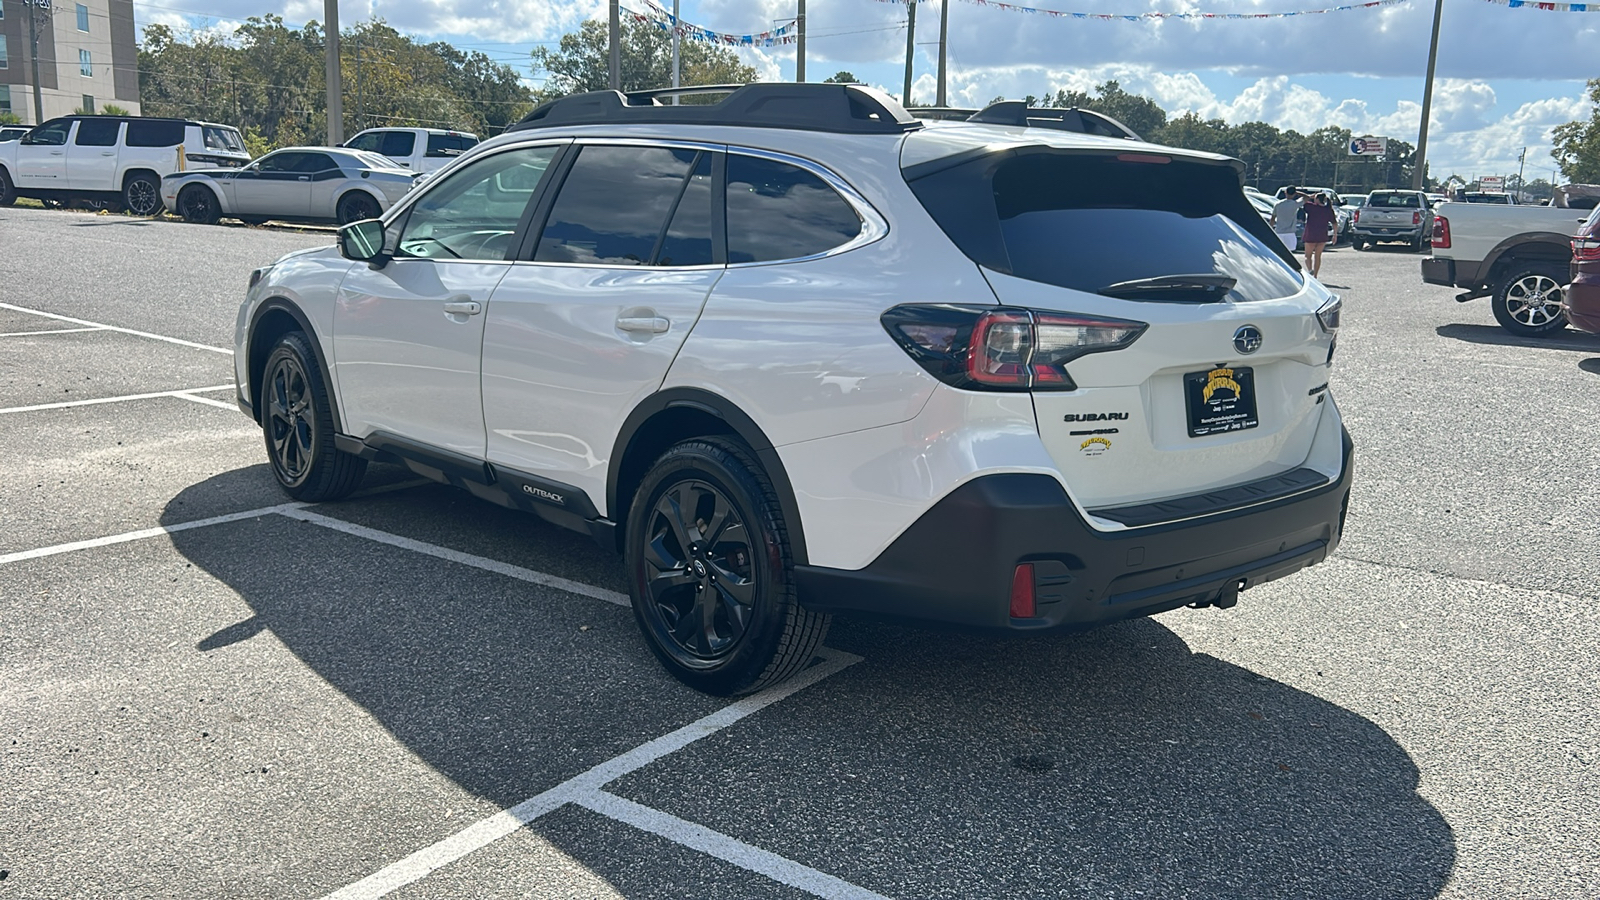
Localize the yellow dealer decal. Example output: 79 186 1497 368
1079 436 1111 457
1202 367 1242 404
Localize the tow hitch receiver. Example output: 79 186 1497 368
1192 577 1247 610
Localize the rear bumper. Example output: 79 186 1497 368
1353 225 1425 241
1421 257 1455 287
796 432 1354 631
1567 273 1600 334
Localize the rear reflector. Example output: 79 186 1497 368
1115 153 1171 165
1010 564 1036 618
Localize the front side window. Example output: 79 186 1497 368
379 131 416 159
726 155 862 263
254 151 308 173
74 117 119 146
125 119 183 147
398 145 561 262
23 120 71 146
76 3 89 31
79 50 92 77
535 145 702 266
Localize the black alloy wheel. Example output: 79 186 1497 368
337 192 382 225
0 168 16 207
123 173 162 217
626 438 828 695
179 185 220 225
261 332 366 501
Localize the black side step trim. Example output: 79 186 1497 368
1091 467 1330 528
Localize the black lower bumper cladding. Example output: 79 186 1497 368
796 432 1354 631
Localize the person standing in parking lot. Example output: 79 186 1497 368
1302 192 1338 278
1271 187 1305 253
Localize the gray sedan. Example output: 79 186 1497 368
160 146 419 226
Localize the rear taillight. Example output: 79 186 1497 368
1352 209 1360 224
1573 234 1600 261
1433 215 1451 249
1316 294 1342 334
1412 211 1423 226
881 304 1147 392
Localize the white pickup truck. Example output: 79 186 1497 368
1421 200 1593 335
340 127 478 174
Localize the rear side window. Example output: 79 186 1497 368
657 152 715 267
726 155 861 263
426 133 477 158
380 131 416 158
125 119 184 147
74 118 120 146
909 151 1302 303
536 145 701 266
345 132 381 152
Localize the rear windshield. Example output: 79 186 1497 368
426 133 478 158
908 151 1302 303
1368 192 1422 208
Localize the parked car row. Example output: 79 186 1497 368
0 117 479 226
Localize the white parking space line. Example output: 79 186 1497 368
322 648 865 900
0 301 232 355
577 791 893 900
0 326 108 337
0 503 307 567
172 391 240 411
280 508 632 608
0 385 237 415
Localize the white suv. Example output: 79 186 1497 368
233 84 1352 695
0 115 250 215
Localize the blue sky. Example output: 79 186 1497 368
133 0 1598 182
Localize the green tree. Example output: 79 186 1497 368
1552 78 1600 183
823 71 858 84
531 18 759 99
0 112 20 125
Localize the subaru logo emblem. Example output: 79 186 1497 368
1233 325 1263 355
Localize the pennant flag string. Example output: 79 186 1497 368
1483 0 1600 11
872 0 1409 20
627 0 800 46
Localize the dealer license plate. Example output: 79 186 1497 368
1184 366 1259 437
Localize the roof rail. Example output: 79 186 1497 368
905 106 978 122
965 101 1143 141
508 83 923 136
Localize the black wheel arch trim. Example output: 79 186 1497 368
609 387 809 566
247 298 345 434
1481 233 1575 286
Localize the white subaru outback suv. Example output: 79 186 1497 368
233 84 1352 695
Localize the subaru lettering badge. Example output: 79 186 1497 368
1233 325 1263 355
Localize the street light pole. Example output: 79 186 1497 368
796 0 806 82
324 0 342 144
902 0 917 106
26 0 47 125
609 0 620 90
1412 0 1444 190
671 0 680 104
936 0 949 107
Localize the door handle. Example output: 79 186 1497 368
617 315 670 334
50 151 64 156
101 151 115 156
442 300 482 316
298 176 310 182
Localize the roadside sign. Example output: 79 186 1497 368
1348 136 1387 156
1480 175 1504 191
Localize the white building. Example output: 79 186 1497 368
1 0 140 125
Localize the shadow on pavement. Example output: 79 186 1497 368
161 469 1456 898
1436 322 1600 352
1581 357 1600 375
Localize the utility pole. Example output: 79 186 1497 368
936 0 949 107
671 0 680 103
1517 147 1527 192
902 0 917 106
1412 0 1444 190
324 0 343 144
26 0 46 125
608 0 620 90
796 0 806 82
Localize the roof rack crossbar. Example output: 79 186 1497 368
509 83 923 136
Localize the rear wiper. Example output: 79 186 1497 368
1099 274 1237 301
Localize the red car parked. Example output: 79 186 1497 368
1569 205 1600 334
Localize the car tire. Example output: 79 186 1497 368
625 436 829 696
178 185 220 225
240 217 269 227
336 192 381 225
0 168 15 207
123 173 162 217
261 331 367 501
1492 264 1569 336
1353 239 1368 251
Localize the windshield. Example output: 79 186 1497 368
203 126 245 153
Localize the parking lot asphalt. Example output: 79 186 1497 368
1 206 1596 899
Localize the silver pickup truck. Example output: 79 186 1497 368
1421 200 1591 335
1351 189 1435 251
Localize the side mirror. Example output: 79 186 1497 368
338 219 388 265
